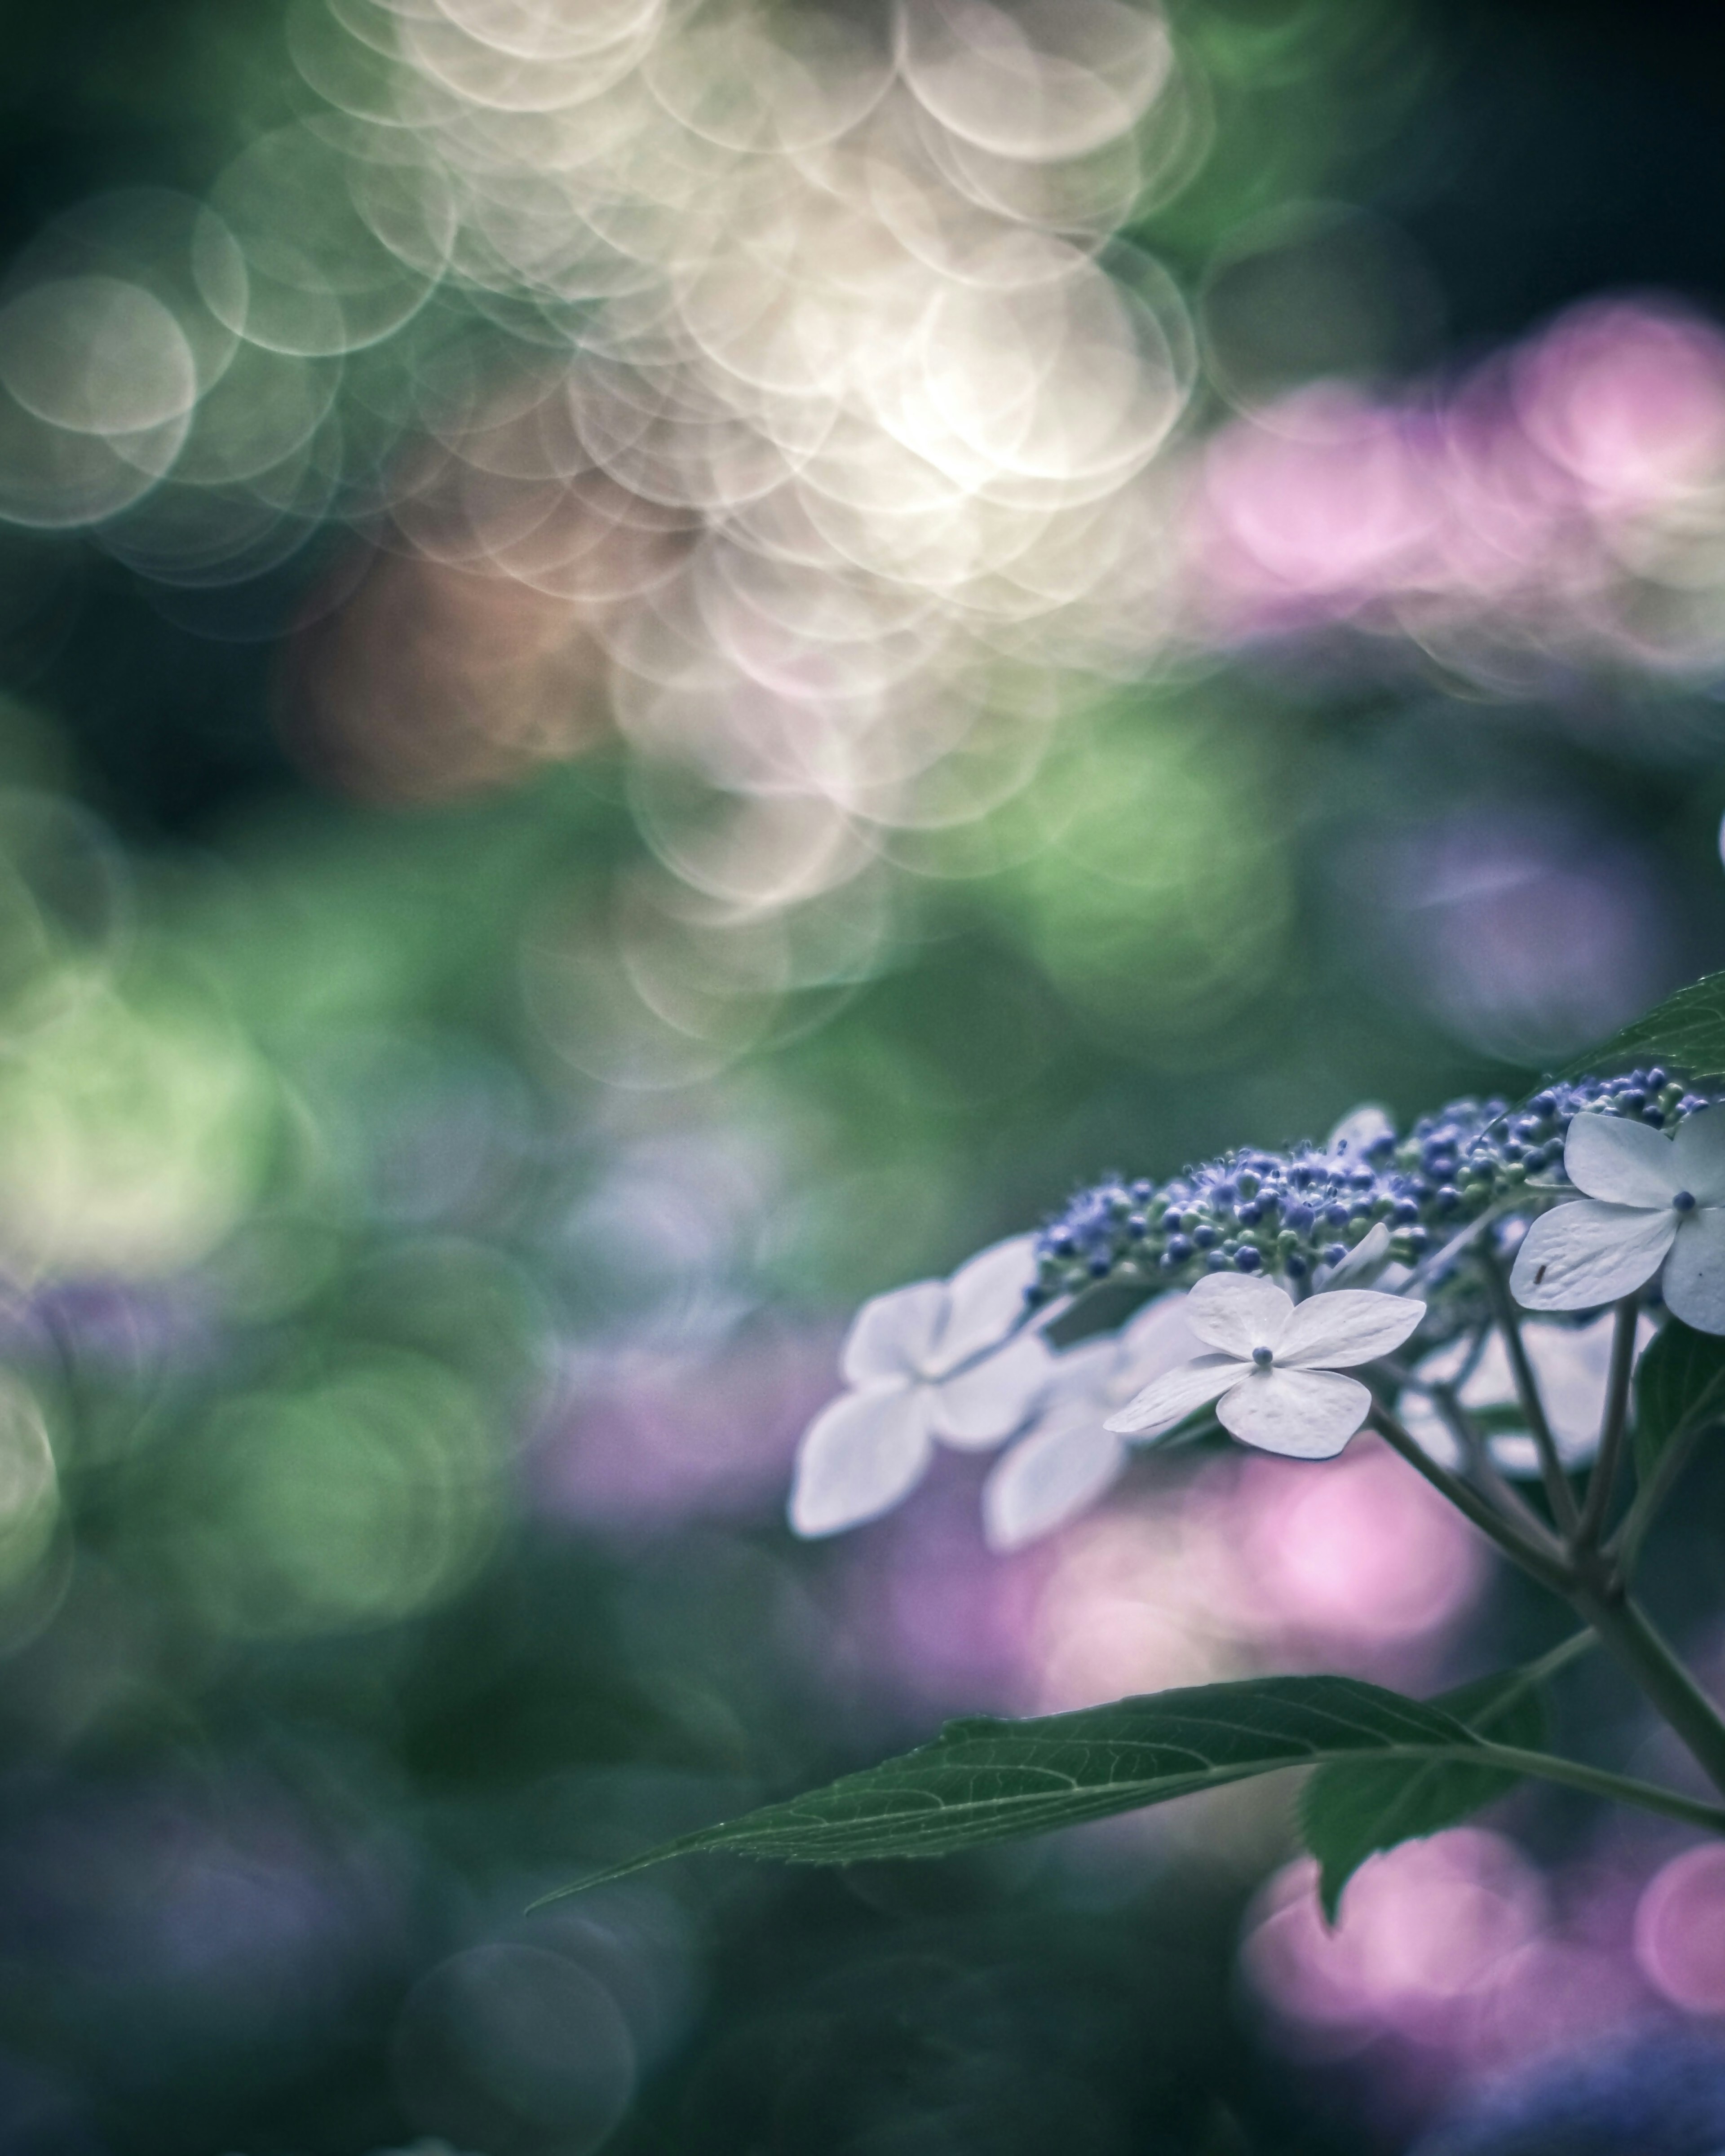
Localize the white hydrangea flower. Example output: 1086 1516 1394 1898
981 1293 1199 1552
1511 1109 1725 1333
789 1236 1050 1537
1105 1272 1426 1461
1401 1308 1658 1476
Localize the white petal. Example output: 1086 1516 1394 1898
788 1385 933 1537
1216 1367 1371 1460
1278 1288 1426 1370
932 1332 1051 1449
1105 1353 1241 1438
1510 1200 1677 1311
1040 1338 1118 1410
1672 1109 1725 1206
929 1234 1039 1375
1109 1291 1200 1402
1183 1273 1293 1359
1327 1104 1395 1162
1664 1209 1725 1335
841 1281 946 1387
1563 1113 1677 1206
982 1415 1126 1551
1320 1220 1394 1290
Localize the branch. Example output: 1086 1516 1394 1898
1472 1741 1725 1835
1479 1250 1582 1538
1577 1294 1638 1551
1609 1411 1716 1576
1371 1407 1573 1595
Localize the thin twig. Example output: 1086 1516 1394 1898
1577 1294 1639 1551
1421 1375 1558 1545
1402 1196 1531 1297
1608 1405 1722 1575
1479 1249 1582 1538
1371 1407 1573 1593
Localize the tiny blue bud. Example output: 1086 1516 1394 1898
1165 1235 1193 1264
1251 1344 1273 1366
1674 1190 1698 1213
1235 1246 1263 1273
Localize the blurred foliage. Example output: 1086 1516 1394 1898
0 0 1720 2152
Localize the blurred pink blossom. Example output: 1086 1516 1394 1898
1182 295 1725 678
1635 1844 1725 2014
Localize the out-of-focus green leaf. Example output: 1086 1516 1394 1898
1300 1665 1552 1924
543 1676 1492 1894
1632 1318 1725 1484
1552 970 1725 1082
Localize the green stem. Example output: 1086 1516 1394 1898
1371 1408 1572 1593
1570 1586 1725 1800
1577 1294 1639 1551
1423 1377 1556 1546
1469 1740 1725 1835
1609 1397 1725 1576
1486 1627 1598 1705
1480 1252 1582 1538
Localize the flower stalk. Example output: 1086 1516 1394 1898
1479 1250 1582 1537
791 1052 1725 1854
1577 1294 1640 1550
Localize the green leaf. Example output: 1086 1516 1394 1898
1632 1318 1725 1484
1300 1666 1551 1924
1551 969 1725 1082
541 1676 1489 1898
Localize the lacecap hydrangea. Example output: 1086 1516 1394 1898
1031 1069 1714 1309
788 1068 1725 1546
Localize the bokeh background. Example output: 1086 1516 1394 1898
5 0 1725 2149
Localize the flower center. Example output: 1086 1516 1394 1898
1252 1345 1274 1369
1674 1190 1698 1213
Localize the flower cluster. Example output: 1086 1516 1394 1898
786 1068 1725 1551
1031 1069 1713 1306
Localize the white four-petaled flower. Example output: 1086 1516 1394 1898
1105 1272 1426 1459
1511 1109 1725 1333
789 1236 1050 1536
